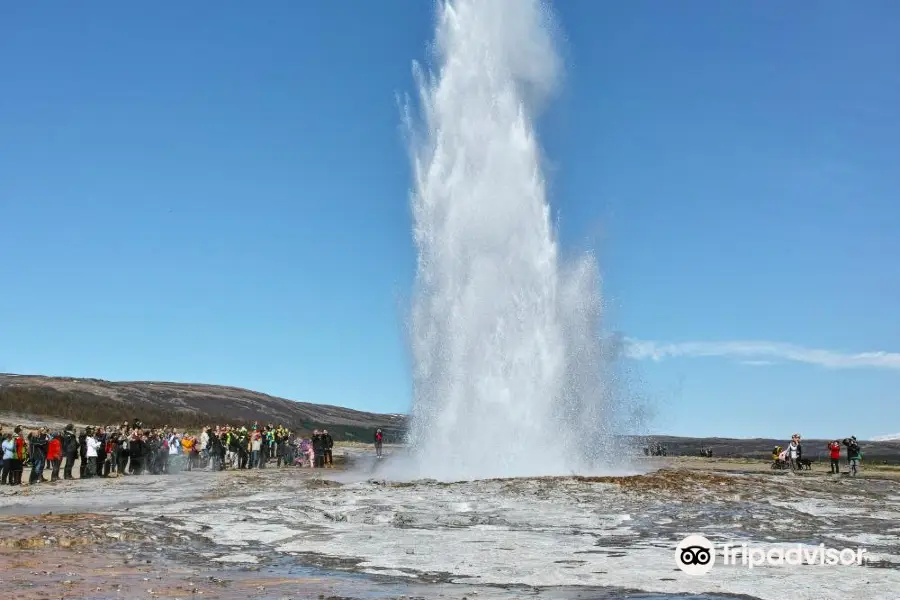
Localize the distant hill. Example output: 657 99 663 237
0 374 406 441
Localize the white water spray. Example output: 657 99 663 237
403 0 621 481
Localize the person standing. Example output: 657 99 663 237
117 429 130 475
128 431 144 475
844 436 861 476
311 430 325 468
95 427 107 477
78 428 88 478
237 428 249 469
828 440 841 474
283 432 295 467
62 424 79 480
165 430 177 473
199 427 210 469
106 432 120 477
10 427 27 485
303 438 314 467
374 429 384 458
259 428 270 469
84 428 101 478
29 428 49 484
1 433 14 485
208 429 223 471
6 428 27 485
787 434 802 473
47 432 63 481
323 429 334 467
265 427 276 462
249 430 262 469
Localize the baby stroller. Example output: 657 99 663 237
771 447 789 470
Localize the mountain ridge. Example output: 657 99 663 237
0 373 406 440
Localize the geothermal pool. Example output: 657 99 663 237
4 451 899 600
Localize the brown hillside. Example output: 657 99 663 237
0 374 406 441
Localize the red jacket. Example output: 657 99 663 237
47 438 62 461
828 442 841 459
14 436 27 460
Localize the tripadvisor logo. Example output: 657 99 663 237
675 535 867 575
676 535 715 575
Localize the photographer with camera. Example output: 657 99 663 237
843 436 861 476
827 440 841 474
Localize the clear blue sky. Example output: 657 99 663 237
2 1 898 439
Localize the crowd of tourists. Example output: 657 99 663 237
0 419 352 486
771 433 864 476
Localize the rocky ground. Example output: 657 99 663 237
1 453 899 599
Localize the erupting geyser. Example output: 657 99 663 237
403 0 623 481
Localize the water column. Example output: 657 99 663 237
404 0 614 480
